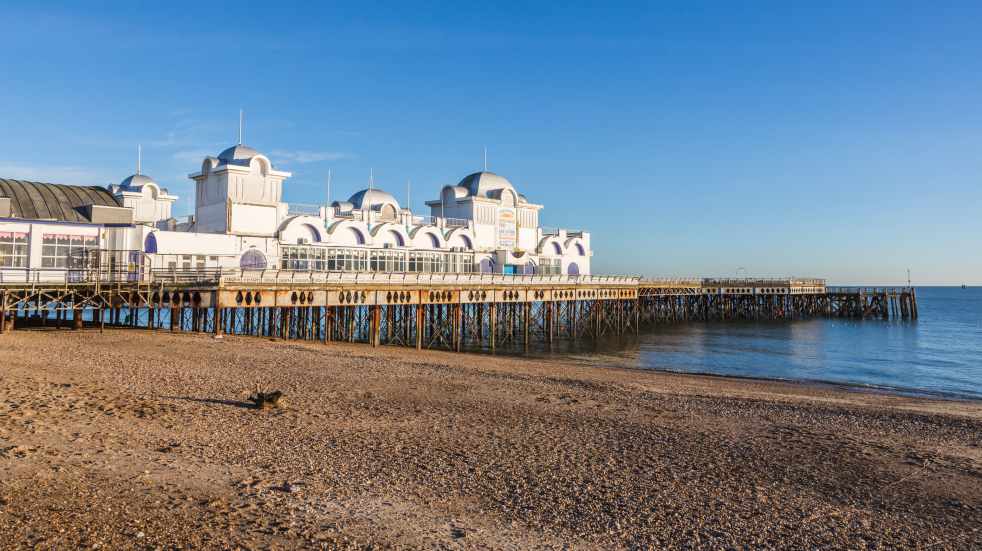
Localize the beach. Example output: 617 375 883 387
0 329 980 549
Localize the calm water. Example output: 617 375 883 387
550 287 982 400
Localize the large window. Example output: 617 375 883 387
41 233 97 268
540 258 562 275
278 245 475 274
0 231 29 268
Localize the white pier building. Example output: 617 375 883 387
0 141 592 282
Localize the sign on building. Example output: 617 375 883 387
498 207 517 249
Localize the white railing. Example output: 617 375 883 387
1 268 72 285
214 269 639 286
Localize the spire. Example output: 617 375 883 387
137 144 142 175
238 109 244 145
326 169 332 205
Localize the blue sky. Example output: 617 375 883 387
1 1 980 284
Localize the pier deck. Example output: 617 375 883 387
0 270 918 351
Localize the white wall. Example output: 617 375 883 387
229 203 278 236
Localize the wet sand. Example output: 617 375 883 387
0 329 980 549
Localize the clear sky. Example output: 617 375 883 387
1 1 980 285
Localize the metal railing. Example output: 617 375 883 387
287 203 323 216
827 286 913 293
639 277 828 289
212 269 639 286
443 217 469 228
541 227 584 237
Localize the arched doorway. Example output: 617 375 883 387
144 233 158 254
240 249 267 270
567 262 580 276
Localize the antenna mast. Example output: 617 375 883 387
369 168 374 191
483 146 487 171
407 179 411 214
238 109 244 144
326 168 332 205
137 144 142 175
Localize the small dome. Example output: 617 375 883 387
457 171 516 199
348 188 400 212
118 173 157 190
217 144 261 164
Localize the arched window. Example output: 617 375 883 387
300 224 321 242
380 204 397 221
575 243 586 256
567 262 580 276
388 229 405 247
348 227 365 245
500 189 516 207
427 233 440 248
240 249 267 270
460 235 473 249
144 233 158 254
523 262 536 275
479 258 495 273
551 242 562 256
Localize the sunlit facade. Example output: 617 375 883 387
1 141 592 280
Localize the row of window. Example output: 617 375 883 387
280 246 477 274
41 234 98 268
0 232 99 269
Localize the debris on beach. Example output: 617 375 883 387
248 389 285 410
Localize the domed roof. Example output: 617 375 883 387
118 173 157 190
348 188 400 211
457 171 516 199
217 144 261 164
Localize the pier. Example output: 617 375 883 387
0 261 918 351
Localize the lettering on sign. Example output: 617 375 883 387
498 207 516 248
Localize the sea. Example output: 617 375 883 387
546 287 982 400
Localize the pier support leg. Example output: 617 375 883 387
415 304 424 350
370 305 381 347
214 295 223 338
0 293 7 335
453 303 462 352
73 305 83 330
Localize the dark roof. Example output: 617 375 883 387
0 178 121 223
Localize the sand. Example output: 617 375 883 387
0 328 980 549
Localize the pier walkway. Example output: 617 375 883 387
0 268 917 351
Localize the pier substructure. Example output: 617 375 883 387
0 275 916 352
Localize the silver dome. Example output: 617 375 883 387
348 188 400 211
457 171 516 199
217 144 261 164
118 173 157 190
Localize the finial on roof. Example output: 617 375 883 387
483 146 487 172
238 109 244 145
369 168 374 191
137 144 142 175
325 168 333 207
